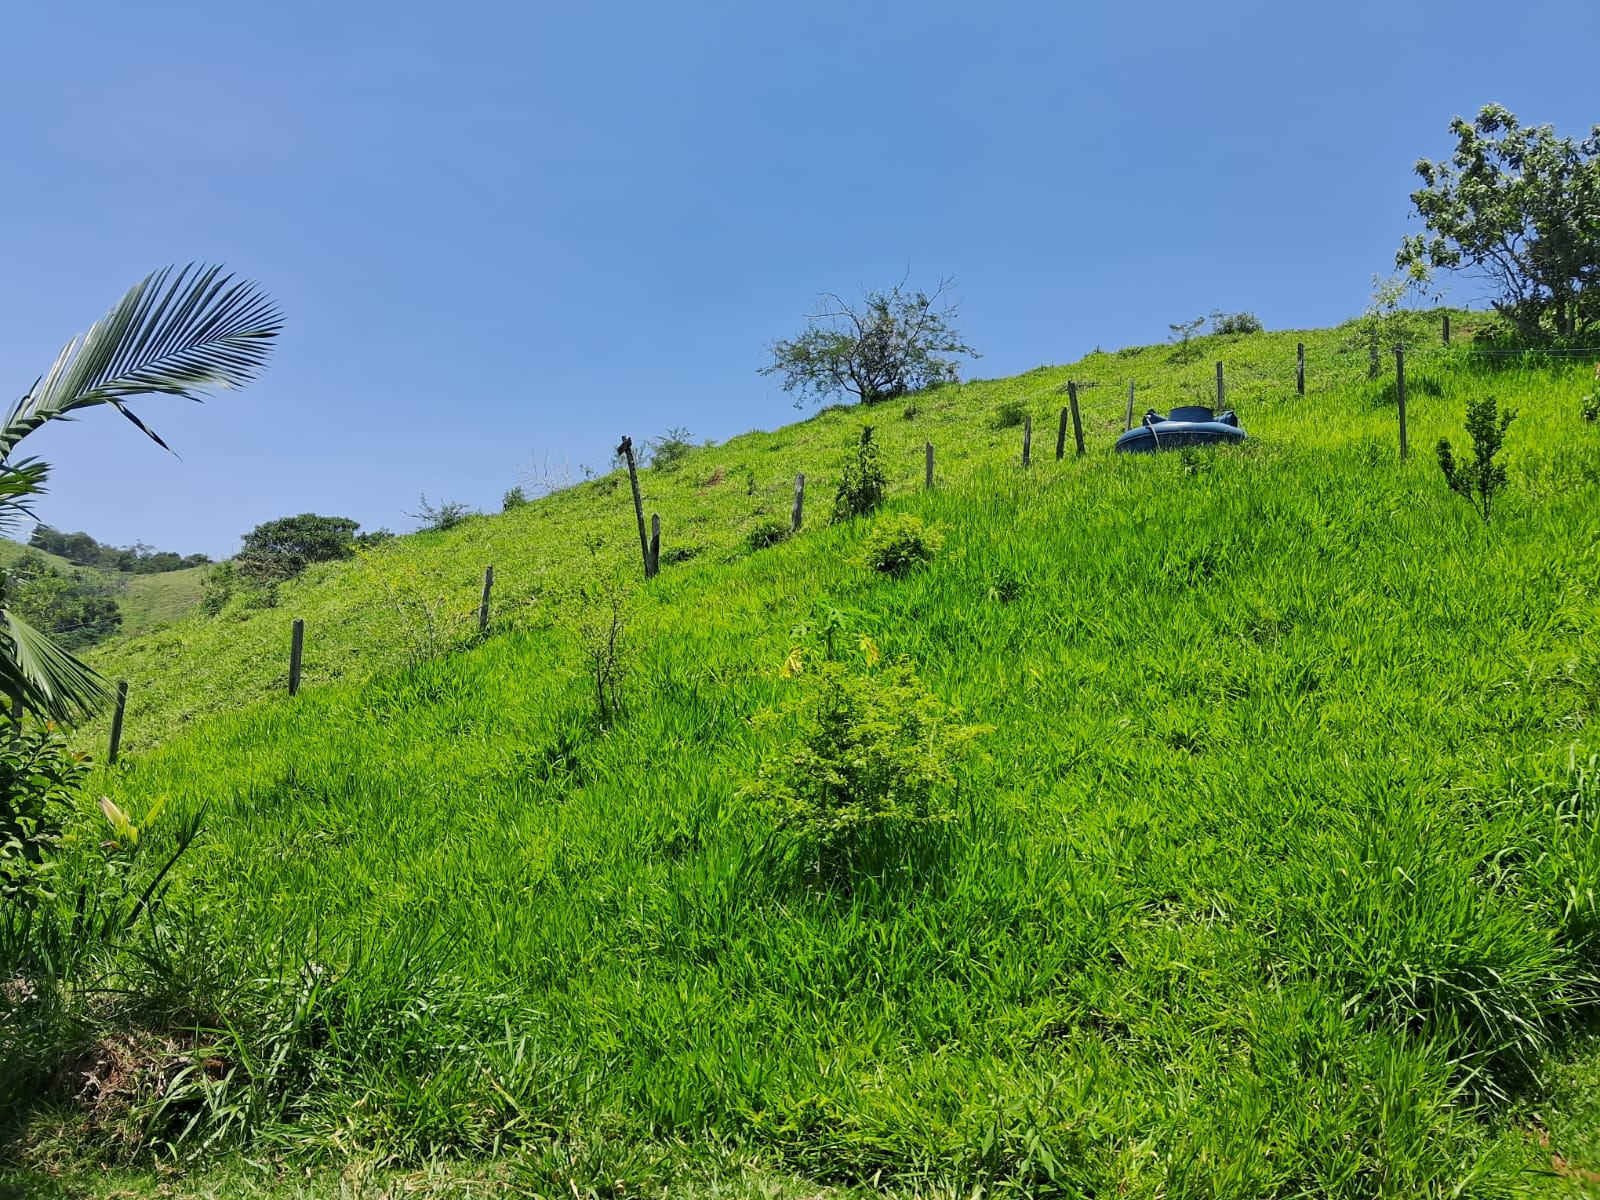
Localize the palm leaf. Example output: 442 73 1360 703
0 458 50 537
0 606 108 723
0 264 283 458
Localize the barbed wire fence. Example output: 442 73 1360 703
63 315 1600 764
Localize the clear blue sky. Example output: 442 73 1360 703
0 0 1592 558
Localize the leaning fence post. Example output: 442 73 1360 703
1296 342 1305 395
792 473 805 532
1215 361 1225 409
1022 415 1032 468
478 565 494 634
616 435 651 578
1068 381 1085 456
107 680 129 765
1395 347 1409 461
1442 313 1450 346
924 441 934 489
648 514 661 579
1125 380 1136 431
1055 406 1069 461
288 619 305 697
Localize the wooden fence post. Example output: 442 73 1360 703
1021 415 1032 468
288 619 305 697
1442 313 1450 345
1296 342 1305 395
1215 361 1225 409
616 435 651 578
1068 381 1085 456
1395 347 1408 461
1125 380 1135 431
107 680 129 765
478 565 494 634
924 442 934 489
1055 406 1069 461
792 473 805 532
648 514 661 579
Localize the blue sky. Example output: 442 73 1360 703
0 0 1592 557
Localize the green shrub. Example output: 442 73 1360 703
1582 369 1600 422
502 485 528 512
0 725 89 911
989 399 1027 430
647 428 696 473
831 426 887 523
745 518 791 552
741 650 986 886
1212 311 1264 335
863 513 943 576
1437 396 1516 522
198 561 237 616
409 495 475 533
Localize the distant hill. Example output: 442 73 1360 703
0 537 209 637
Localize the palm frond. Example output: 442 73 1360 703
0 607 109 724
0 264 283 458
0 458 50 537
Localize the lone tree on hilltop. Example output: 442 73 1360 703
761 278 979 407
1398 103 1600 342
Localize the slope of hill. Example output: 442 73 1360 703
0 538 209 637
13 318 1600 1196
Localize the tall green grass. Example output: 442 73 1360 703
11 321 1600 1195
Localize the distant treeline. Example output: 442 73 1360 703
29 525 211 574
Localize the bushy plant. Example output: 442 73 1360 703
647 428 696 473
1437 396 1516 522
501 485 528 512
863 513 943 576
832 426 888 523
1582 364 1600 422
0 725 89 910
236 513 360 584
1167 315 1207 362
1212 311 1263 335
409 495 475 533
198 560 237 616
741 645 986 886
745 517 791 552
989 399 1027 430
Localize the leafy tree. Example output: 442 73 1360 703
236 513 360 583
1437 396 1516 522
761 279 979 407
1398 104 1600 341
6 552 122 650
0 265 279 721
28 523 209 574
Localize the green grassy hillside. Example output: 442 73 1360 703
0 539 208 637
13 318 1600 1197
